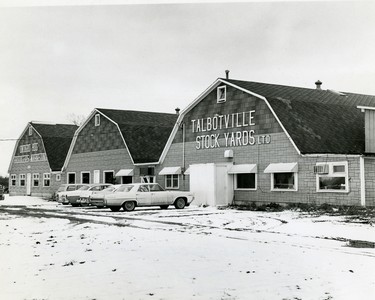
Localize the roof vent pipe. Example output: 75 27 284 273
175 107 180 115
315 80 322 90
225 70 230 79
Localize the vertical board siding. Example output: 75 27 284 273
365 110 375 153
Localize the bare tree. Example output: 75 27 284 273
66 113 86 126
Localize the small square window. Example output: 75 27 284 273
43 173 51 187
165 174 179 189
236 173 256 190
217 86 226 103
333 165 345 173
10 174 17 186
95 114 100 126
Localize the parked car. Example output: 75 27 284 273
65 184 112 207
56 184 88 204
89 185 123 208
77 184 113 206
104 183 194 212
59 184 91 205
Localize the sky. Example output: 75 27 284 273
1 0 375 177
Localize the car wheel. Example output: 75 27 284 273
174 198 186 209
123 201 136 212
109 206 121 212
160 205 169 210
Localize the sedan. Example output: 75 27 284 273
105 183 194 212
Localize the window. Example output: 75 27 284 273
32 143 38 152
43 173 50 187
121 176 132 184
103 171 114 184
140 167 155 183
217 86 226 103
235 173 256 190
316 162 348 192
68 173 76 184
33 173 39 187
95 114 100 126
56 174 61 182
272 172 297 190
165 174 179 189
10 174 16 186
29 126 33 136
81 172 90 184
19 174 26 186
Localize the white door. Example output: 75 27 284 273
190 163 233 207
94 170 100 184
26 173 32 196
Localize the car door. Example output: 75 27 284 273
135 185 152 206
149 184 169 205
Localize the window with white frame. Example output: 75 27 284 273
165 174 179 189
316 162 349 192
33 173 40 187
32 143 38 151
272 172 297 191
95 114 100 126
217 86 226 103
235 173 257 190
10 174 16 186
19 174 26 186
43 173 51 187
81 172 90 184
56 174 61 182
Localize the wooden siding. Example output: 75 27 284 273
365 110 375 153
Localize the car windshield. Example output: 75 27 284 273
78 186 90 191
57 186 66 192
116 185 134 192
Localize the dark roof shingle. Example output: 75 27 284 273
96 109 178 163
224 79 375 154
32 123 78 171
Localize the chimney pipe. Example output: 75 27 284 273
315 80 322 90
225 70 230 79
175 107 180 115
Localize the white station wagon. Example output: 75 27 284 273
105 183 194 212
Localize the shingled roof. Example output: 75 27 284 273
32 123 78 171
223 79 375 155
96 108 178 163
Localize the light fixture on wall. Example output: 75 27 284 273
224 149 233 158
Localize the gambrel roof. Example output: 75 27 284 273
96 108 178 163
160 78 375 162
31 123 78 171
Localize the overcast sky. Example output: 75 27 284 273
1 1 375 177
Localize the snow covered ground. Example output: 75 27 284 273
0 195 374 300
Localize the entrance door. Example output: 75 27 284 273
94 170 100 184
189 163 233 207
26 173 32 196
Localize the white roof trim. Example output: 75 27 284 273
184 167 190 175
62 109 136 171
159 166 182 175
357 105 375 112
115 169 134 177
264 162 298 173
228 164 257 174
